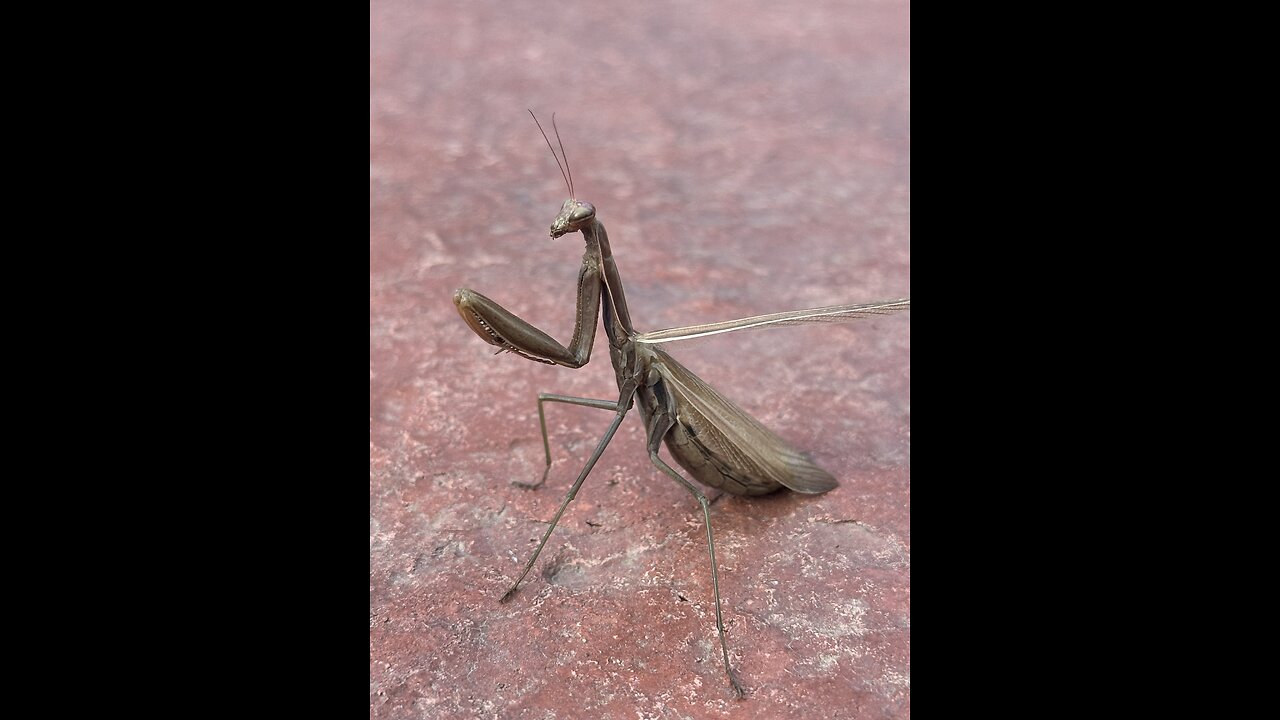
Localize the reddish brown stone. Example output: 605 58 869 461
372 0 909 716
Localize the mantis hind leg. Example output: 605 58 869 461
645 412 746 699
513 393 621 490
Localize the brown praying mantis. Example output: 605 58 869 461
453 114 909 698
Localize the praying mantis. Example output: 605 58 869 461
452 114 909 698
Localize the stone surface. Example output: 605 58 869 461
371 1 909 716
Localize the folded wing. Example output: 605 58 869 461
651 347 838 495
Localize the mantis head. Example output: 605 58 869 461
529 111 591 238
550 199 595 238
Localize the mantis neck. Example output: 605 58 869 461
584 219 635 340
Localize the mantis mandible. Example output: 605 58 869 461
453 113 910 698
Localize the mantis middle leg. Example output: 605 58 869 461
501 384 637 603
513 393 621 490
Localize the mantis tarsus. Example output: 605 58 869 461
453 113 909 698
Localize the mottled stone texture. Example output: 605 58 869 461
371 1 909 717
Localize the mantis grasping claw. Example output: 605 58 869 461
453 113 909 698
